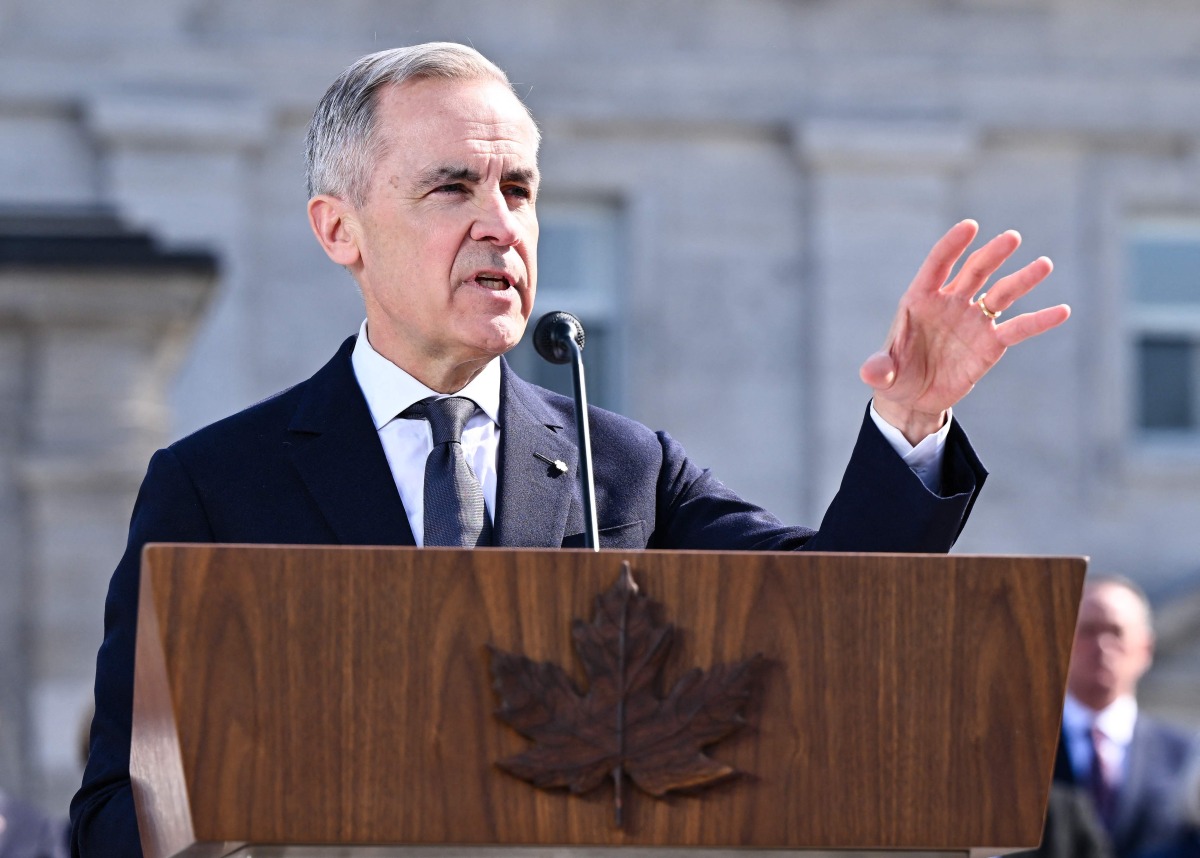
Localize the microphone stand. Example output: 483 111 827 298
533 311 600 551
563 332 600 551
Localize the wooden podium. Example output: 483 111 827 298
131 545 1086 858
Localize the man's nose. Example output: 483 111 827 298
470 189 522 246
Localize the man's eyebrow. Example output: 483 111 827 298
413 166 481 190
502 167 539 186
411 164 540 192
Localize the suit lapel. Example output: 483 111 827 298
1111 715 1151 852
494 361 578 547
286 337 416 546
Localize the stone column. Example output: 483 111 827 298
794 119 976 511
0 212 215 810
86 89 270 437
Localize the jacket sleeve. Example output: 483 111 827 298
805 407 985 552
653 406 985 553
69 449 215 858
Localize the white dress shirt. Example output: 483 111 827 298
351 321 501 546
1063 692 1139 786
350 321 950 544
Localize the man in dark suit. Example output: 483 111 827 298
1012 784 1114 858
69 43 1071 856
1055 575 1198 858
0 790 68 858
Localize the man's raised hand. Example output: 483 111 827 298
860 219 1071 445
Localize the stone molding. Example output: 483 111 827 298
794 117 978 172
86 91 271 153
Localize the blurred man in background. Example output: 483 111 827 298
1056 576 1197 858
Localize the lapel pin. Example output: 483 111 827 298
533 452 569 475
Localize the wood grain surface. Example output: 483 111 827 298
130 545 1085 855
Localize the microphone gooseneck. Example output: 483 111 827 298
532 310 599 551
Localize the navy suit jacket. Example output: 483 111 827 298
70 336 986 857
1010 784 1113 858
1054 716 1197 858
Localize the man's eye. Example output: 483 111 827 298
435 183 466 194
505 186 533 201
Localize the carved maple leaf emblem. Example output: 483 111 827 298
489 563 764 826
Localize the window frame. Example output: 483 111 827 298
1127 215 1200 440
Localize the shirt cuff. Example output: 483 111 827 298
868 402 952 494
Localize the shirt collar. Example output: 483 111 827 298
1063 692 1140 745
350 320 502 430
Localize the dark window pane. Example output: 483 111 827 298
538 222 588 290
1130 235 1200 306
1137 336 1195 429
503 201 623 412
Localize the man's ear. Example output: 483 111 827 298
308 195 362 267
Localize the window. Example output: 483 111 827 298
1129 218 1200 434
505 199 625 412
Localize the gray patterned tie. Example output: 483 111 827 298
403 397 492 547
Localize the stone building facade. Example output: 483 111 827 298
0 0 1198 820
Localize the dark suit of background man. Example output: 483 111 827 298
0 790 68 858
68 42 1071 857
1054 575 1199 858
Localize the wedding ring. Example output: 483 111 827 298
977 292 1001 320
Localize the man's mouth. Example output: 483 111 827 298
473 274 512 291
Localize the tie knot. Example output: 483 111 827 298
410 396 476 446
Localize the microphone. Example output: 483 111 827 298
532 311 599 551
533 311 586 365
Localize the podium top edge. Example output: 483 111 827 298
140 543 1088 563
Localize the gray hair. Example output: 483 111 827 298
305 43 536 205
